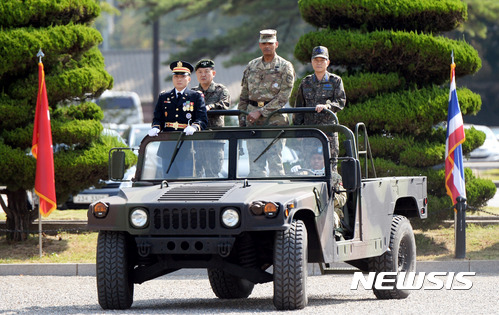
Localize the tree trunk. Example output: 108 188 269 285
2 189 35 242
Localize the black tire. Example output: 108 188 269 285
96 231 134 309
207 268 254 299
273 220 308 310
369 215 416 299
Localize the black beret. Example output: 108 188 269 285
195 59 215 71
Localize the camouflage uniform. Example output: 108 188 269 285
192 81 230 128
192 81 230 177
238 54 295 176
293 72 346 171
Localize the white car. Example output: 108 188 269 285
465 124 499 161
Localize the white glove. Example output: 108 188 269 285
291 165 302 173
148 127 160 137
183 125 196 136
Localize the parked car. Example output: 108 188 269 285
95 90 143 125
465 124 499 161
59 129 133 210
122 123 150 149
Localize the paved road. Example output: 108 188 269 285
1 273 498 314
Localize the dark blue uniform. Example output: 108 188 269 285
152 88 208 132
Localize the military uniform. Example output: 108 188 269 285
237 30 295 177
152 89 208 132
238 54 295 127
192 81 230 128
293 46 346 172
151 61 208 178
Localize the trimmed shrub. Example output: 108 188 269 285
294 29 481 85
298 0 467 33
0 0 100 28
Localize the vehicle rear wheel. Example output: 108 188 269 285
96 231 134 309
369 215 416 299
207 268 254 299
273 220 308 310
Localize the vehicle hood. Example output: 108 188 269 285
119 180 328 206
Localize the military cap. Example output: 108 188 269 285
170 60 193 75
259 29 277 43
311 46 329 60
195 59 215 71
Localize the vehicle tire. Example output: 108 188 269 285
96 231 134 309
273 220 308 310
207 268 254 299
369 215 416 299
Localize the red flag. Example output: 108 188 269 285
31 62 57 217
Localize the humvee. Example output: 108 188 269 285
88 108 427 310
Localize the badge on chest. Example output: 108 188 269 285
183 101 194 112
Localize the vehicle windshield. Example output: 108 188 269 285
139 132 327 181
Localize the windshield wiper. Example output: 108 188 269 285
253 130 284 163
166 132 184 174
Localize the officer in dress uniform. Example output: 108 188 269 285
148 61 208 178
149 61 207 136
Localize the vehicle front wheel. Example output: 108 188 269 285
96 231 134 309
207 268 254 299
273 220 308 310
369 215 416 299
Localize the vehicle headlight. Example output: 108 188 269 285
130 208 148 228
221 208 240 228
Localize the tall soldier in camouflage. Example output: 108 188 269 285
293 46 346 172
192 59 230 177
238 29 295 177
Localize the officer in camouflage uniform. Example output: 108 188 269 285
192 59 230 177
293 46 346 172
238 29 295 177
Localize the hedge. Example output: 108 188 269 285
7 47 113 105
291 71 405 106
0 24 103 77
0 0 100 28
338 85 482 135
298 0 467 33
366 127 485 168
294 29 481 85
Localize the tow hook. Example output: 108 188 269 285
137 240 151 257
218 242 232 257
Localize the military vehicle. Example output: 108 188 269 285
88 108 428 310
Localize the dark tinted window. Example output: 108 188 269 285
96 97 135 109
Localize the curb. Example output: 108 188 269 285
1 261 498 277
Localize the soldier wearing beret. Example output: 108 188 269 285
192 59 230 177
148 61 208 178
238 29 295 177
192 59 230 128
293 46 346 172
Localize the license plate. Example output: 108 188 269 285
73 194 109 204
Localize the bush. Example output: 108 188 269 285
298 0 467 33
294 29 481 85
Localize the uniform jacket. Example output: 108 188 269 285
293 71 346 125
238 54 295 126
192 81 230 127
152 88 208 132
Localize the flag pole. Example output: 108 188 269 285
36 49 45 258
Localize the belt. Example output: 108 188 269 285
165 122 188 130
248 100 270 107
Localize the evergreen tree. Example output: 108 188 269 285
0 0 135 241
295 0 495 225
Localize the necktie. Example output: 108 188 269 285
177 92 182 99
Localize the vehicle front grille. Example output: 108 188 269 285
152 207 217 231
158 185 233 202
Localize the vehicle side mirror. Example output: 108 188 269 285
341 159 361 191
109 150 126 180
